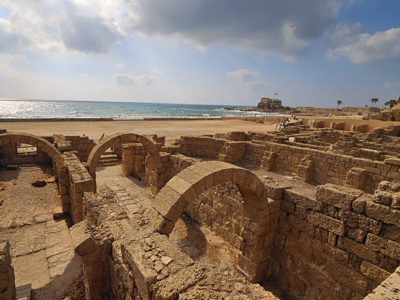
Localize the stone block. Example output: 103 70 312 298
360 260 390 283
284 189 323 211
325 259 368 295
70 221 96 256
365 233 400 260
307 211 345 237
365 201 400 228
316 184 363 210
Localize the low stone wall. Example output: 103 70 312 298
247 141 400 193
54 134 95 162
63 152 95 223
0 240 16 300
178 136 225 159
0 141 52 165
168 154 200 178
271 183 400 299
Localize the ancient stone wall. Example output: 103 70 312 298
177 136 225 159
63 152 95 223
271 183 400 299
168 154 200 178
0 240 16 300
144 152 170 195
246 141 400 193
121 143 147 176
0 141 52 165
54 134 95 162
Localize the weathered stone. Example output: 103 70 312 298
284 189 323 211
316 184 364 211
360 260 391 283
307 211 345 237
365 233 400 260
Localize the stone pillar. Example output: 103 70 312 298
296 155 314 182
345 167 367 190
260 151 276 171
0 240 17 300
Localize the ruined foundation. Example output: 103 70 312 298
2 122 400 299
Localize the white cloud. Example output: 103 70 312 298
384 81 400 89
150 67 161 74
113 74 157 86
228 69 260 83
7 54 28 63
115 63 125 68
245 81 268 91
79 73 90 79
0 0 351 60
327 23 400 63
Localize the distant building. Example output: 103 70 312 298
257 98 283 110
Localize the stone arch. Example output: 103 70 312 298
151 161 277 282
0 132 63 168
87 132 163 178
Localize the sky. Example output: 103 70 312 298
0 0 400 108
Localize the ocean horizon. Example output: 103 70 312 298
0 99 286 120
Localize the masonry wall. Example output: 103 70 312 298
270 184 400 300
121 143 147 176
54 134 95 162
63 152 95 223
0 142 52 165
246 141 400 194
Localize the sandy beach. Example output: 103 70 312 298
0 119 277 144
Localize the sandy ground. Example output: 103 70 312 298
0 119 277 143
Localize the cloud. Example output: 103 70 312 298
245 81 268 91
150 67 161 74
133 0 344 60
113 74 157 86
228 69 260 83
7 54 28 63
384 81 400 89
79 73 90 79
0 0 349 60
327 23 400 63
0 0 125 54
115 63 125 68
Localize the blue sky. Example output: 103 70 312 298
0 0 399 108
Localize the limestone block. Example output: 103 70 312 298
316 184 364 211
325 259 368 295
345 167 367 190
284 189 323 211
352 194 372 213
365 233 400 260
364 265 400 300
360 260 390 283
365 201 400 227
70 221 96 256
307 211 345 236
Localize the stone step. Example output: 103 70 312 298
98 161 121 167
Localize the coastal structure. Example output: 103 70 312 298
2 118 400 299
257 98 283 110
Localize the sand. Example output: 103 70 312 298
0 119 277 144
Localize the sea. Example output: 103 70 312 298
0 100 285 120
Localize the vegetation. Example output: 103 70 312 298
371 98 379 107
337 100 342 110
389 99 397 110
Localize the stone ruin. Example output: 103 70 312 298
2 123 400 299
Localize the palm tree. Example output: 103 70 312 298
389 99 397 110
385 101 390 109
337 100 342 110
371 98 378 107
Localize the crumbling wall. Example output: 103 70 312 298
270 183 400 299
0 240 16 300
54 134 95 162
246 141 400 193
63 152 95 223
0 141 52 165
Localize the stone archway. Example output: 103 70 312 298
0 132 63 168
87 132 163 179
150 161 278 282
